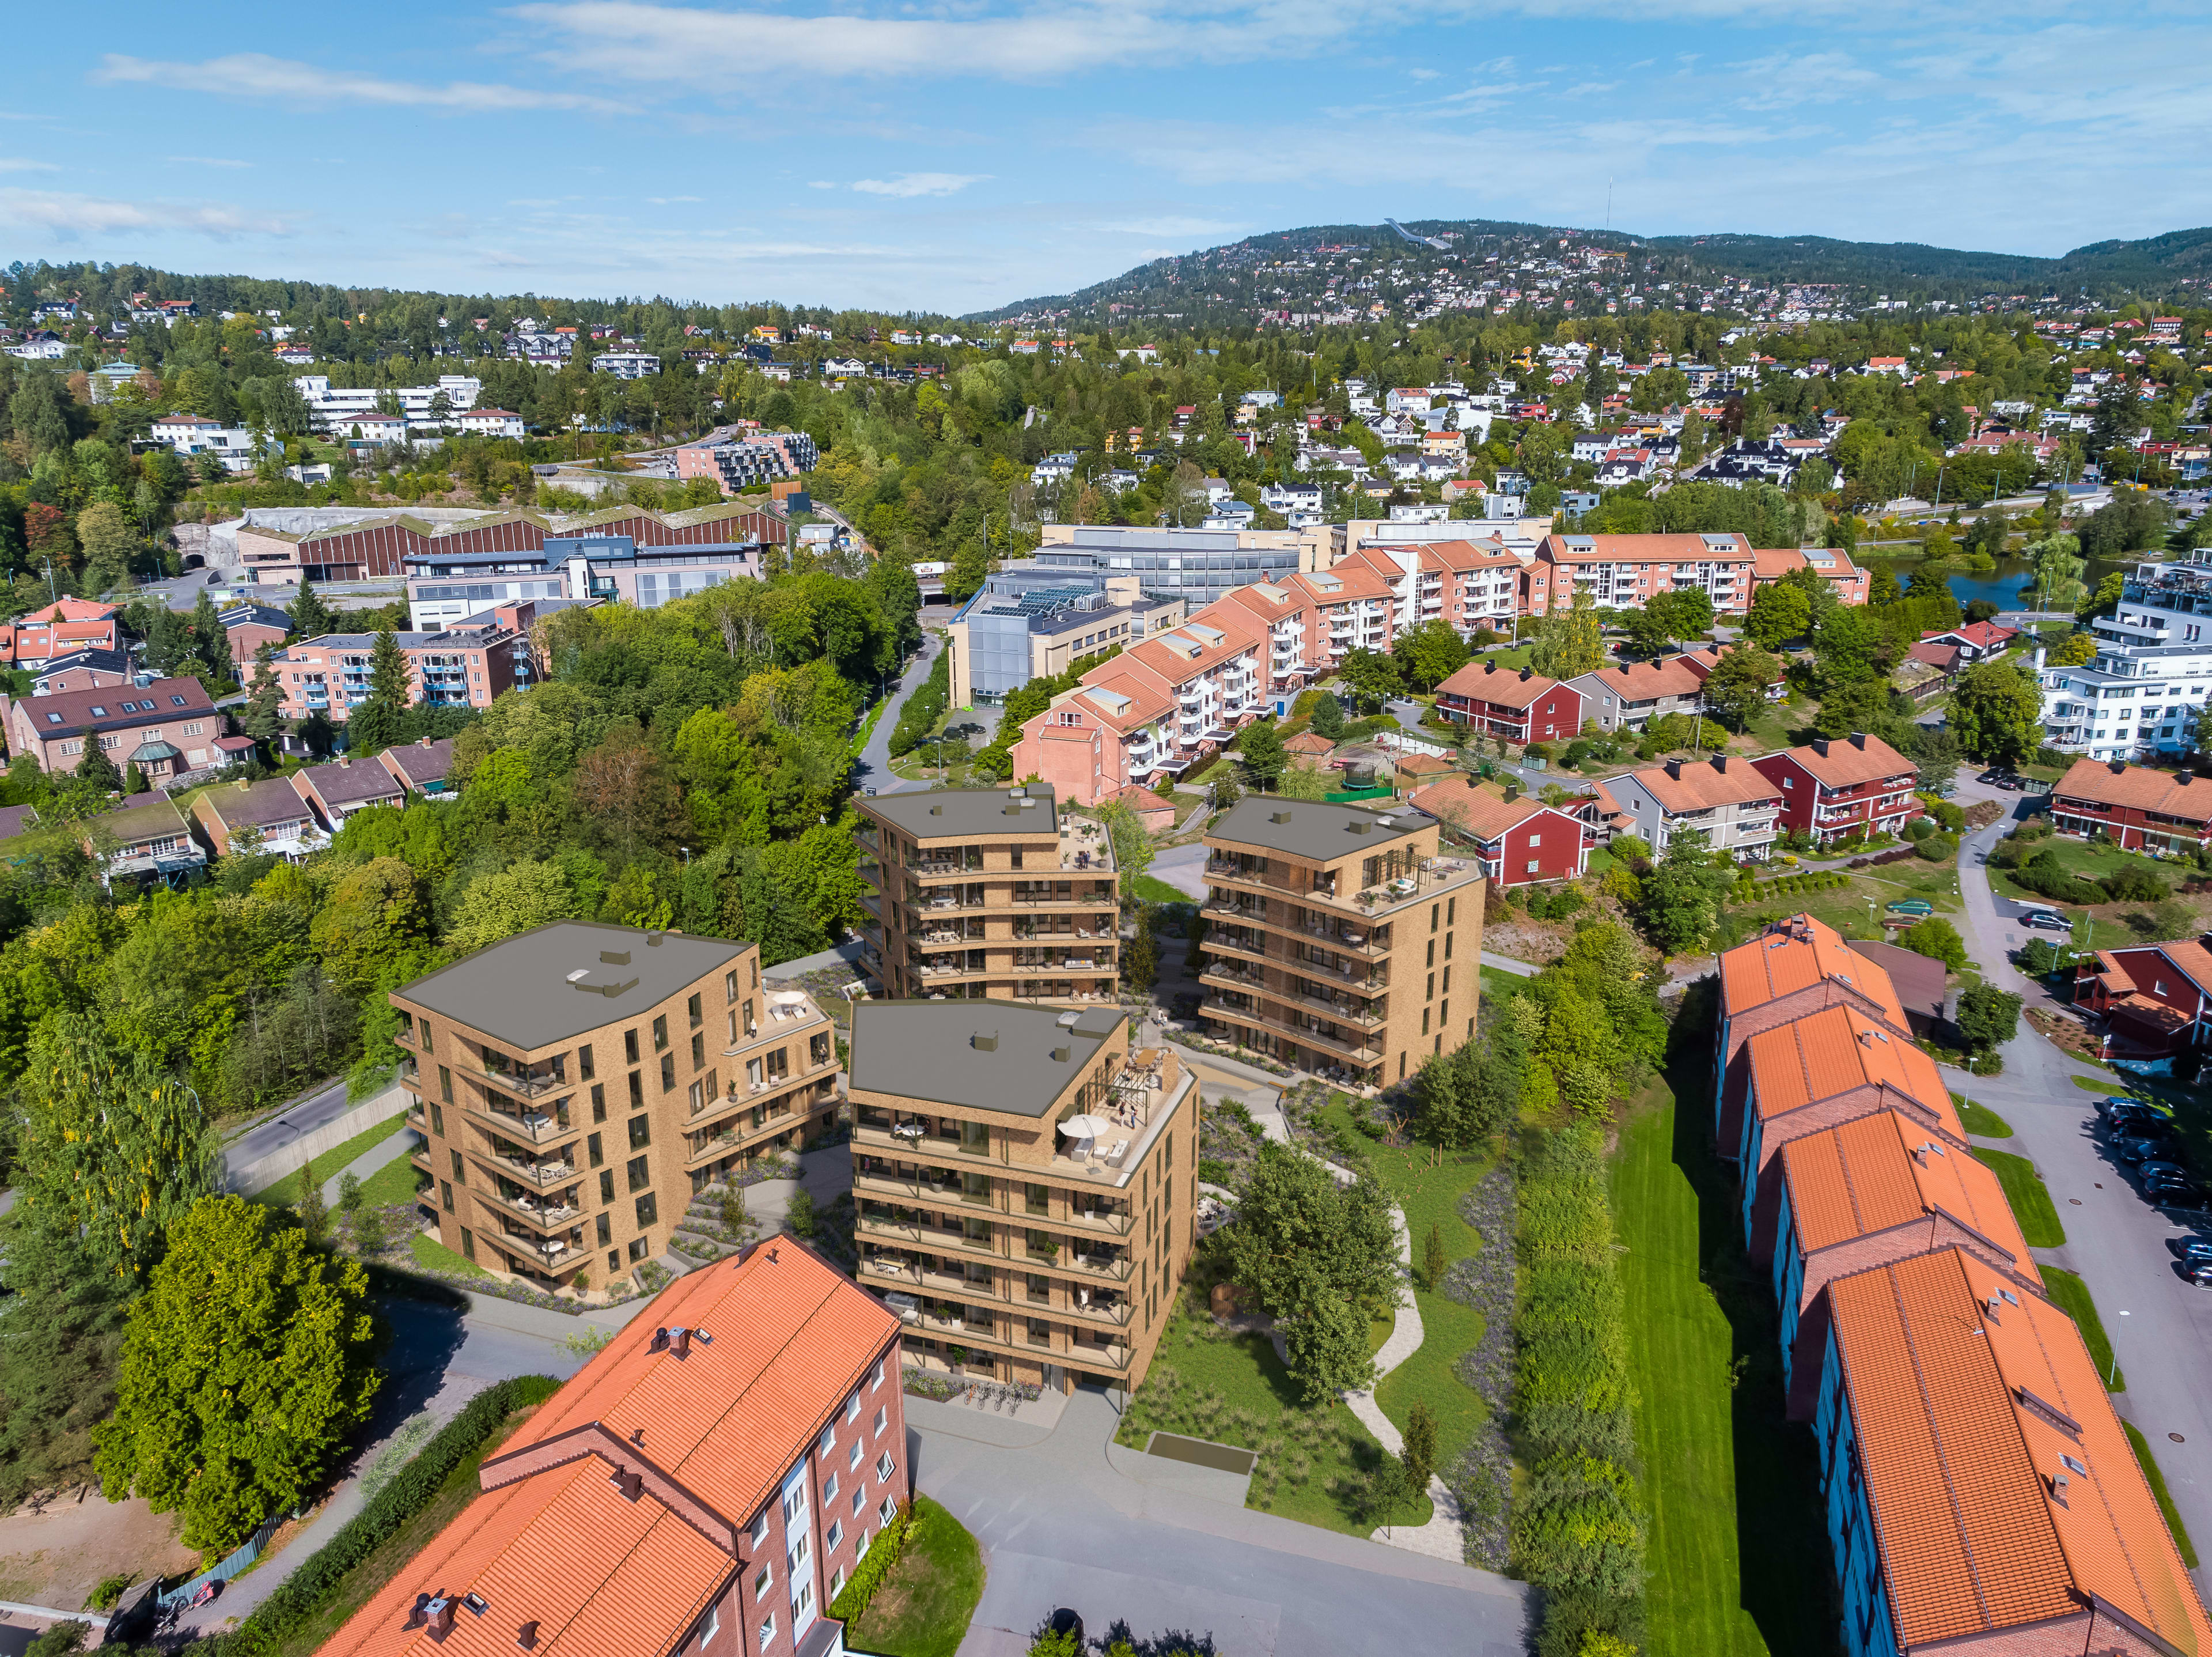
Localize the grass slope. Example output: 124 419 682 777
2039 1267 2124 1392
847 1496 985 1657
1612 1084 1835 1657
1972 1149 2066 1247
2124 1422 2201 1569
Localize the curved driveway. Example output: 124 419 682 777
1950 786 2212 1587
851 631 942 798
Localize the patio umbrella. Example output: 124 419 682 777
1059 1114 1113 1141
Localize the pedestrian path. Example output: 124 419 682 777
320 1125 416 1208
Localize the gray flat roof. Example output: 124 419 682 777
1207 796 1432 862
395 921 747 1053
863 786 1059 841
848 999 1124 1118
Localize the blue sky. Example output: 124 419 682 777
1 2 2206 316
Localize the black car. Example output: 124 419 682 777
2018 910 2073 933
2139 1159 2192 1182
2106 1100 2175 1129
2179 1239 2212 1265
2146 1173 2208 1209
2108 1114 2178 1141
2118 1137 2176 1163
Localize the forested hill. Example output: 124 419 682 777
975 221 2212 326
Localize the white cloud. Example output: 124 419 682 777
851 173 987 198
0 187 296 239
0 158 58 173
165 154 253 168
1408 67 1440 80
95 53 628 114
647 194 702 203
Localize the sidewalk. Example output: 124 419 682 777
321 1126 415 1208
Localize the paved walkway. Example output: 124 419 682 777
920 1387 1524 1657
321 1125 416 1208
1478 951 1537 978
852 633 941 798
1950 804 2212 1587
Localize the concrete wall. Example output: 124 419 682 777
222 1087 407 1194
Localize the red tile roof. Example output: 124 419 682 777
1433 660 1566 710
319 1242 896 1657
1781 1109 2038 1283
1628 754 1781 814
1772 732 1915 790
1746 1002 1953 1130
1719 913 1911 1032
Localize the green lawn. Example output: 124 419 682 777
410 1232 488 1278
1972 1149 2066 1247
844 1496 984 1657
2124 1421 2200 1568
2040 1266 2123 1392
1128 873 1192 907
354 1143 429 1209
249 1113 409 1202
1989 837 2174 902
1723 858 1966 951
1480 964 1535 997
1952 1096 2014 1138
1353 1137 1497 1481
1612 1084 1834 1657
1114 1284 1430 1535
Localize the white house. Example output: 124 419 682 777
150 413 259 470
456 407 525 439
293 374 480 430
589 351 661 379
336 411 408 445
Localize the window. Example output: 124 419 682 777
461 1228 475 1261
855 1527 870 1557
726 969 739 1004
691 1607 719 1652
819 1422 836 1457
823 1471 839 1503
661 1054 676 1092
753 1562 773 1599
790 1580 813 1629
853 1486 865 1516
847 1390 862 1424
827 1520 843 1552
873 1406 887 1436
749 1512 770 1550
879 1495 898 1526
430 1102 444 1135
849 1440 862 1471
588 1132 604 1168
624 1029 640 1064
440 1179 454 1212
599 1169 615 1204
591 1083 606 1122
449 1149 464 1180
692 1032 705 1070
438 1065 453 1103
628 1155 651 1192
635 1192 658 1228
630 1070 644 1107
653 1015 669 1051
872 1359 885 1390
758 1618 775 1650
596 1213 611 1245
579 1043 594 1081
688 992 703 1028
628 1114 652 1150
877 1452 895 1482
829 1567 844 1599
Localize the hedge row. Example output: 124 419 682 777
827 1499 914 1625
199 1374 563 1657
887 650 950 759
1756 872 1847 896
1513 1125 1646 1655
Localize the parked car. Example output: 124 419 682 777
2178 1238 2212 1265
2097 1094 2163 1119
2189 1261 2212 1289
2019 911 2073 933
1979 769 2024 790
2109 1114 2179 1142
1887 900 1936 917
2106 1100 2175 1130
2118 1138 2176 1163
2145 1170 2207 1208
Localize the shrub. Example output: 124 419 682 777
1915 832 1960 862
1514 1126 1645 1628
828 1500 915 1623
1899 917 1969 972
209 1374 562 1656
1922 796 1967 832
1967 1049 2005 1076
2016 937 2065 975
2101 864 2171 904
1904 816 1936 841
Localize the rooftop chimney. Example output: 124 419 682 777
1504 784 1520 802
1518 667 1532 681
517 1623 541 1651
615 1470 643 1502
670 1326 691 1357
1484 660 1496 675
972 1031 998 1051
1849 732 1868 750
1665 761 1683 781
1813 738 1830 757
428 1597 456 1636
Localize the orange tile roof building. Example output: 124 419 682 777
1713 915 1917 1156
1603 754 1784 860
1736 1001 1960 1265
1747 544 1869 605
1534 531 1758 616
317 1240 907 1657
1431 661 1582 747
1563 657 1707 734
2050 759 2212 855
1774 1109 2040 1420
1409 774 1589 888
1813 1247 2211 1657
1751 733 1920 846
2073 935 2212 1054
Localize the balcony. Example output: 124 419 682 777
480 1185 584 1231
468 1144 577 1186
1204 997 1381 1065
912 955 992 983
480 1060 562 1098
911 856 983 882
913 886 988 913
463 1099 581 1147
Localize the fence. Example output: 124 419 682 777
156 1512 286 1611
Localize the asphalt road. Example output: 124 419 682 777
1950 782 2212 1584
851 631 942 797
224 1076 358 1169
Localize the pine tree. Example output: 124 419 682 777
1401 1398 1438 1497
348 627 414 754
1422 1222 1447 1293
242 644 286 743
187 588 236 686
295 1161 327 1247
123 761 146 796
289 578 335 640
